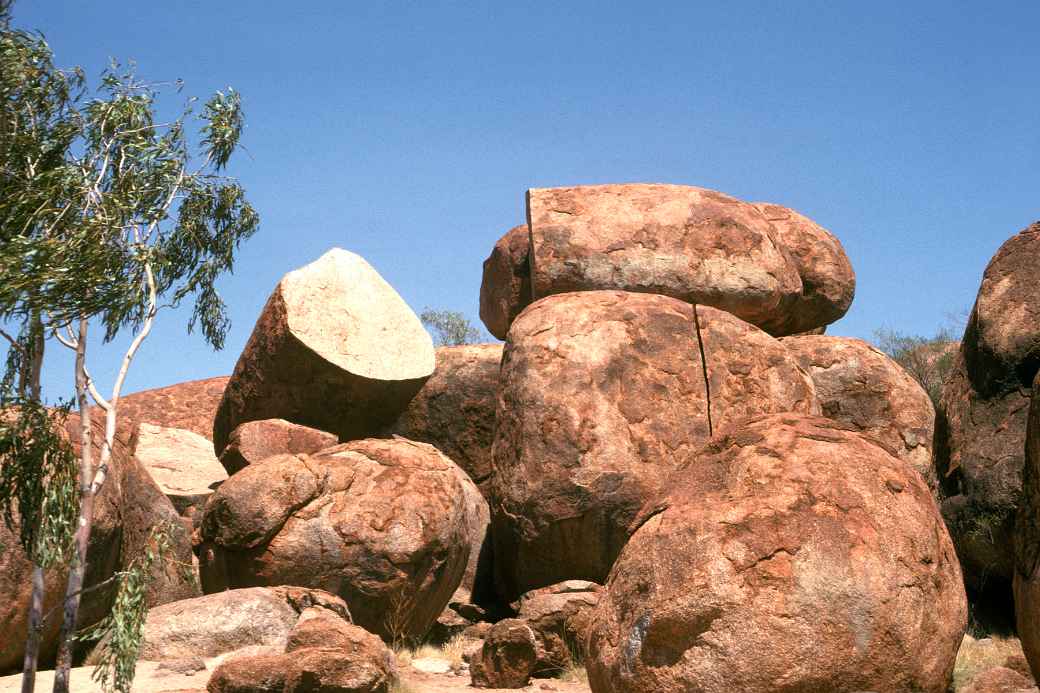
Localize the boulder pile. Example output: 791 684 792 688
6 183 1003 693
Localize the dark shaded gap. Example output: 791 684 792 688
692 304 713 437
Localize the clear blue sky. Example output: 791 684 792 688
9 1 1040 400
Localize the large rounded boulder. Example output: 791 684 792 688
586 414 967 693
490 291 818 600
752 202 855 335
198 437 483 643
1014 371 1040 680
782 335 936 485
212 248 435 455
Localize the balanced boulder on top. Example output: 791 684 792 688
212 248 435 455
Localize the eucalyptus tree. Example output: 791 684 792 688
420 307 483 346
0 19 258 693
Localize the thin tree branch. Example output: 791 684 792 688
0 328 26 355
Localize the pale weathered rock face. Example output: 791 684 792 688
217 418 337 475
526 184 804 335
212 249 435 455
782 335 936 486
205 604 396 693
1014 372 1040 681
135 422 229 515
140 586 349 661
384 343 502 494
586 414 966 693
752 202 855 335
470 618 539 689
479 224 531 341
199 438 483 642
119 376 229 440
490 291 818 600
964 222 1040 397
0 413 197 673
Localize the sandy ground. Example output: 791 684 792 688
0 661 593 693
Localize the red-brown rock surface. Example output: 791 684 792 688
586 414 966 693
479 224 531 341
938 353 1031 593
218 418 337 475
964 222 1040 397
119 376 229 440
1014 372 1040 681
199 438 483 642
960 666 1036 693
385 343 502 493
1 413 196 672
490 291 818 599
526 184 803 334
514 581 601 674
212 249 435 455
470 618 539 689
752 202 855 335
782 335 936 485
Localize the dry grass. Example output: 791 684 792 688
394 634 469 671
389 679 420 693
952 633 1027 691
557 660 589 684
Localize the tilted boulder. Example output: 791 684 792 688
752 202 855 335
1014 372 1040 681
212 248 435 455
490 291 818 599
140 586 350 661
479 224 531 341
963 222 1040 397
782 335 936 486
586 414 966 693
218 418 337 475
0 413 196 673
199 438 482 642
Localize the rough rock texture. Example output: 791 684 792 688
752 202 855 334
206 653 287 693
514 581 601 674
470 619 539 689
490 291 818 599
212 249 435 455
119 376 230 440
218 419 337 475
961 666 1036 693
140 586 348 661
1015 372 1040 681
938 352 1032 594
782 335 936 486
479 224 532 340
963 223 1040 397
526 184 805 335
199 438 483 642
1 412 196 672
135 422 229 515
586 414 966 693
385 343 502 493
